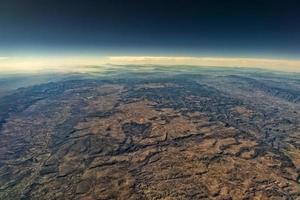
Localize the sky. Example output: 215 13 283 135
0 0 300 73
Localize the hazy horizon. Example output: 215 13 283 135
1 55 300 74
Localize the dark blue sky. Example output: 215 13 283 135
1 0 300 58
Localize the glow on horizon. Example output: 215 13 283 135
0 55 300 74
108 56 300 72
0 56 108 74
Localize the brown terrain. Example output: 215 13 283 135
0 68 300 199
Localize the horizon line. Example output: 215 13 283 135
0 55 300 74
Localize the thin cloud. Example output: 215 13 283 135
108 56 300 72
1 56 300 74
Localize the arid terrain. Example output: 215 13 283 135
0 66 300 199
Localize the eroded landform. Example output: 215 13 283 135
0 67 300 199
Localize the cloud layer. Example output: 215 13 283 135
108 56 300 72
0 56 299 74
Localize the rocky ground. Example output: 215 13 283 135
0 66 300 199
